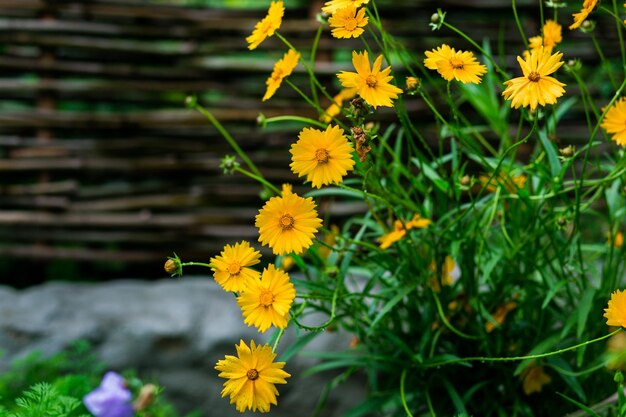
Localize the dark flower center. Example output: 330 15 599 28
449 57 464 70
227 262 241 275
344 18 358 31
247 369 259 380
259 290 274 307
279 214 295 230
528 71 541 82
315 148 330 163
365 75 378 88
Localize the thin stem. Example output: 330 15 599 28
192 102 264 179
272 328 285 353
512 0 529 49
400 369 414 417
234 166 281 195
309 25 324 106
591 34 618 89
612 0 626 70
264 115 328 129
180 261 212 268
421 329 622 368
431 289 480 340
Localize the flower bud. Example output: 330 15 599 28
133 384 158 411
184 95 198 109
405 76 420 94
164 254 182 277
559 145 574 157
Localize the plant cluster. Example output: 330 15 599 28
170 0 626 415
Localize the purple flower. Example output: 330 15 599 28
83 372 134 417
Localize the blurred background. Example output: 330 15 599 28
0 0 613 287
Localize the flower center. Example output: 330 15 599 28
247 369 259 380
528 71 541 82
344 18 358 31
365 75 378 88
227 262 241 275
279 214 295 230
315 148 330 163
259 290 274 307
449 57 464 70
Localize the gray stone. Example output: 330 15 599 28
0 278 365 416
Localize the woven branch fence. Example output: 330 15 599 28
0 0 616 285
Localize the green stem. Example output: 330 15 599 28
421 328 622 368
431 289 480 340
192 102 264 179
512 0 529 49
612 0 626 71
234 166 281 195
591 34 618 89
264 115 328 129
180 261 212 268
400 369 414 417
272 328 285 353
291 284 340 331
309 25 324 106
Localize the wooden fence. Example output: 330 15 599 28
0 0 617 285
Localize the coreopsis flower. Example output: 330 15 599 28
520 364 552 395
337 50 403 108
378 214 431 249
246 1 284 50
263 49 300 101
601 97 626 146
328 6 368 39
479 172 527 193
83 372 134 417
290 125 355 189
569 0 598 30
255 186 323 255
210 241 261 292
605 289 626 327
424 44 487 84
606 331 626 370
237 264 296 332
614 232 625 248
485 301 516 332
215 340 291 413
428 256 461 292
502 48 566 111
321 0 369 15
320 88 358 123
528 20 562 52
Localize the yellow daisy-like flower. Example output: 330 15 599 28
263 49 300 101
210 241 261 293
541 20 562 50
246 1 284 50
428 256 461 292
479 172 527 194
290 125 355 189
605 289 626 327
378 214 431 249
328 6 368 39
569 0 598 30
320 88 358 123
424 44 487 84
520 364 552 395
601 97 626 146
237 264 296 333
215 339 291 413
255 186 323 255
321 0 369 15
337 50 403 108
502 48 566 111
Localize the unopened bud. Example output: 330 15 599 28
556 217 567 227
185 95 197 109
430 13 439 23
615 370 624 384
405 76 420 94
460 175 471 186
559 145 574 157
325 266 339 278
133 384 158 411
164 254 182 277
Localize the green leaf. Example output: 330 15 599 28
556 392 599 417
537 129 561 178
278 331 321 362
577 287 596 339
367 285 415 334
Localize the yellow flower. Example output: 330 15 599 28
378 214 431 249
321 0 369 15
424 44 487 84
320 88 358 123
290 125 355 189
215 339 291 413
479 172 527 194
428 256 461 292
615 232 625 248
337 50 403 108
605 289 626 327
529 20 562 53
520 364 551 395
263 49 300 101
502 48 566 111
601 97 626 146
255 186 323 255
246 1 284 50
606 331 626 370
569 0 598 30
485 301 516 332
328 6 368 39
237 264 296 333
210 241 262 293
